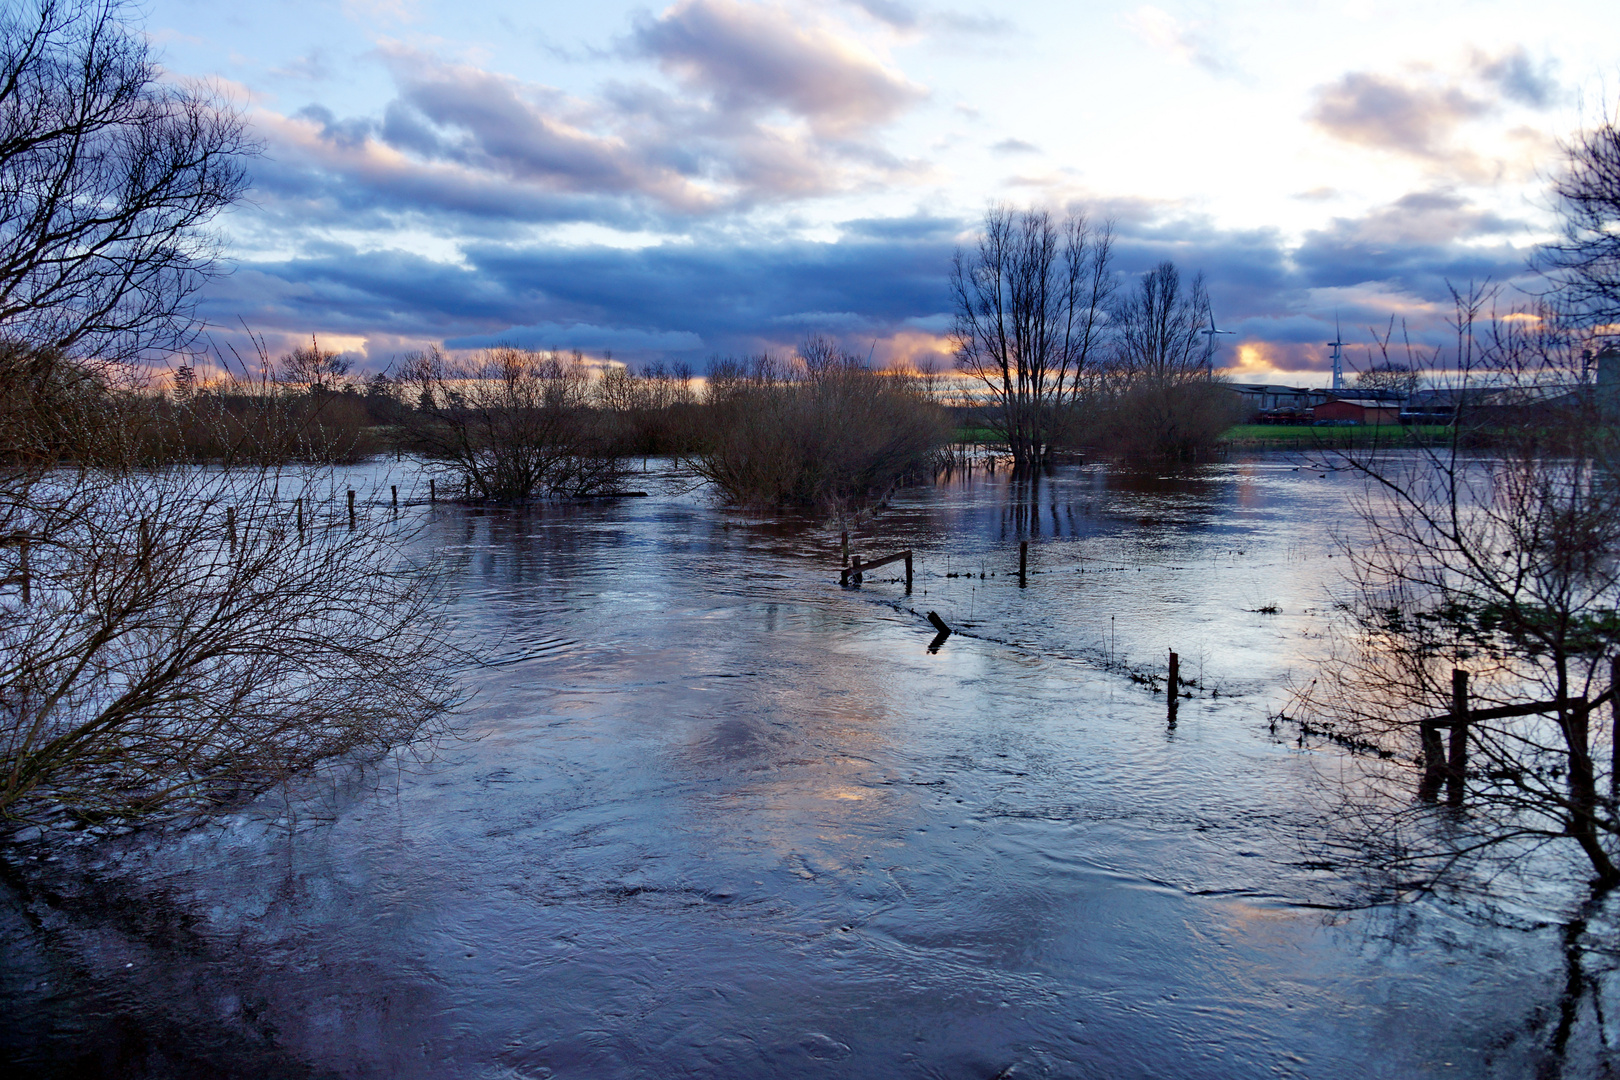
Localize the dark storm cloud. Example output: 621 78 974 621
1292 190 1526 295
205 227 958 365
206 183 1538 380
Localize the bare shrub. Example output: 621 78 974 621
1078 262 1239 462
397 346 628 502
596 360 699 455
0 465 461 831
686 339 952 509
1087 379 1243 462
1288 289 1620 898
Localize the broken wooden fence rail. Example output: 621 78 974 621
840 550 913 591
1417 670 1617 806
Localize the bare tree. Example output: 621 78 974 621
0 0 251 365
950 205 1114 473
398 346 627 502
1354 362 1421 395
277 335 352 393
1539 103 1620 326
1110 261 1211 381
1289 289 1620 898
0 465 461 830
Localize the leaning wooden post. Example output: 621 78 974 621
1019 540 1028 587
904 551 913 592
1447 668 1469 807
841 531 849 567
226 506 237 551
347 489 356 530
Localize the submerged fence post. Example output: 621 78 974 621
1168 650 1179 722
226 506 236 551
904 551 913 592
347 489 356 530
1019 541 1028 587
1447 668 1469 807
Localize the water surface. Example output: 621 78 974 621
2 456 1611 1078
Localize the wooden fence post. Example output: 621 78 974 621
1019 541 1028 587
226 506 236 551
850 555 863 585
296 497 304 538
1447 668 1469 807
429 478 436 503
347 489 356 530
904 552 913 592
391 485 398 509
1168 650 1179 721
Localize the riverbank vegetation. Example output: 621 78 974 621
684 338 952 509
1289 287 1620 899
0 0 460 836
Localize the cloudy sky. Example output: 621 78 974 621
147 0 1617 382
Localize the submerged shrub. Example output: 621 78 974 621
0 465 461 832
686 340 952 509
1083 378 1242 462
397 346 628 502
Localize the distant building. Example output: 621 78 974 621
1313 397 1401 425
1225 384 1334 423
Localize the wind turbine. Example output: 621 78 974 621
1327 316 1346 392
1201 312 1235 376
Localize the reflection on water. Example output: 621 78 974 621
2 455 1616 1077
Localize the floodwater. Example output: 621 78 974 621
2 454 1615 1078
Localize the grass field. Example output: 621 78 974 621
1221 424 1452 448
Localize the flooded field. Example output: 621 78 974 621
2 454 1614 1078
